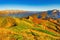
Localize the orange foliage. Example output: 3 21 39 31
50 18 57 23
32 17 47 27
32 18 40 24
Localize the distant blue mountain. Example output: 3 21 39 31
8 11 39 18
0 10 60 19
47 10 60 18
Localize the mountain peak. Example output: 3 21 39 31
52 9 58 13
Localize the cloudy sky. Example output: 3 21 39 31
0 0 60 11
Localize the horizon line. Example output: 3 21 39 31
0 9 59 12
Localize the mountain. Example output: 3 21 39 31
0 10 40 18
0 10 60 40
47 9 60 18
0 9 60 18
0 14 60 40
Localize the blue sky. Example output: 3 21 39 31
0 0 60 11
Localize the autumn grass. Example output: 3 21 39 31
0 16 60 40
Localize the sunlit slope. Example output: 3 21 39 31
0 16 60 40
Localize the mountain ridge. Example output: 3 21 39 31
0 9 60 18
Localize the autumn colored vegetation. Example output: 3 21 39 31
0 10 60 40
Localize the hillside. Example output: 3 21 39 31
0 15 60 40
0 10 60 40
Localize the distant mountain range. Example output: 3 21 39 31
0 9 60 18
47 9 60 18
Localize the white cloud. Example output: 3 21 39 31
0 4 60 11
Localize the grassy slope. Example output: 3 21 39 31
0 16 60 40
